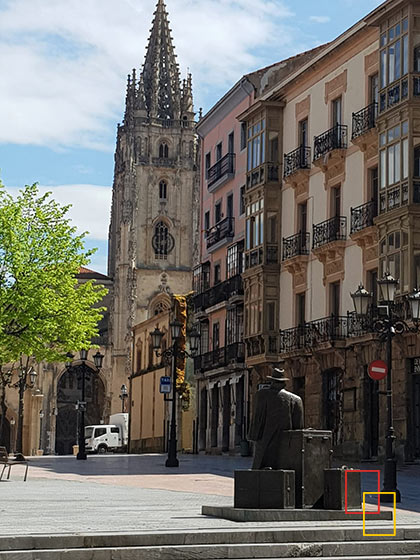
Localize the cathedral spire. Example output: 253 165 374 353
141 0 181 121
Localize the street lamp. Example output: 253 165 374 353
351 275 420 503
14 367 37 455
66 349 104 460
39 410 44 451
151 321 200 467
119 384 128 413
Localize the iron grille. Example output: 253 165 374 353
207 153 235 187
313 125 347 161
282 231 310 261
352 102 377 140
350 200 377 234
312 216 347 249
283 146 311 178
206 217 235 249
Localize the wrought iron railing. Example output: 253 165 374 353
246 162 279 190
245 248 263 269
207 153 235 187
282 231 310 261
206 217 235 249
279 312 374 354
350 200 377 234
379 78 409 112
193 274 243 312
313 124 347 161
283 146 311 178
313 216 347 249
194 342 244 372
226 342 245 362
352 102 378 140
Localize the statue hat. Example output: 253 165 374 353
266 367 289 382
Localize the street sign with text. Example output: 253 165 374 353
160 376 171 394
368 360 388 381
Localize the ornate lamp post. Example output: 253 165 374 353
66 349 104 461
351 274 420 503
14 367 37 454
151 321 200 467
119 384 128 413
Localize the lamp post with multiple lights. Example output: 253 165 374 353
119 384 128 413
151 320 200 467
65 349 104 461
351 273 420 503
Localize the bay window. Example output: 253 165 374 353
379 230 409 294
247 118 266 171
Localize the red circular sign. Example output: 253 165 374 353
368 359 388 381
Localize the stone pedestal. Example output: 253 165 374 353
234 469 295 509
323 468 361 510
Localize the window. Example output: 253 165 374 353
216 142 222 162
212 322 220 350
299 119 308 147
296 292 306 326
267 302 276 331
111 427 120 434
239 186 245 215
267 213 277 243
94 428 106 438
226 307 243 345
205 153 211 178
247 117 266 171
214 263 221 285
227 241 243 278
370 74 379 104
330 282 340 316
153 221 173 259
380 17 409 89
369 167 379 204
379 230 409 293
415 46 420 73
159 142 169 158
332 97 342 126
367 269 378 306
298 202 307 233
228 132 234 154
379 121 409 191
245 198 264 250
227 194 233 218
331 186 341 217
200 322 209 354
240 122 247 151
193 262 210 293
204 211 210 233
215 201 222 224
415 146 420 178
159 180 167 200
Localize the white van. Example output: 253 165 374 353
85 413 128 454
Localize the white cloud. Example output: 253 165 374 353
309 15 331 24
0 0 301 150
5 184 112 240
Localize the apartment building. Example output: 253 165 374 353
193 79 253 453
237 0 420 461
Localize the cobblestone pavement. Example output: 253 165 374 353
0 454 418 537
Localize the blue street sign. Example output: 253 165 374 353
160 376 171 394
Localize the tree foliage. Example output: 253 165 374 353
0 182 107 364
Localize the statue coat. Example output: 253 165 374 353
248 387 304 469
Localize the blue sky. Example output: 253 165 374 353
0 0 383 274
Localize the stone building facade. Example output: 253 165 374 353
238 0 420 461
108 0 199 450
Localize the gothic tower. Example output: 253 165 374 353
108 0 198 406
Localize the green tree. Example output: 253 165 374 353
0 182 107 452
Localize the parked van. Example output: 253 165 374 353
85 413 128 454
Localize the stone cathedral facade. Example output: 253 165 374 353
108 0 198 395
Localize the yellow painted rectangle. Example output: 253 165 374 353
362 492 396 536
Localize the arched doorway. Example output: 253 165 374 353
0 417 11 452
55 366 105 455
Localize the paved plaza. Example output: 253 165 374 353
0 453 419 538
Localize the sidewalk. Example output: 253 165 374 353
0 454 418 537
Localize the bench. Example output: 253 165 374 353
0 447 28 482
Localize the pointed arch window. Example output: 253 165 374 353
159 142 169 158
152 221 175 259
159 180 167 200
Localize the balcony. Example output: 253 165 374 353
244 245 279 270
207 153 235 192
314 124 347 162
313 216 347 250
193 274 243 312
279 313 374 355
352 102 377 141
282 231 310 261
194 342 245 373
283 146 311 178
246 162 279 191
350 200 377 234
379 78 408 113
206 217 235 251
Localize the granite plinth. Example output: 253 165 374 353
201 505 393 522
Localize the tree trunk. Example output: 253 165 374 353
0 384 7 447
16 378 25 454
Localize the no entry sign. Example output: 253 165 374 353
368 359 388 381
